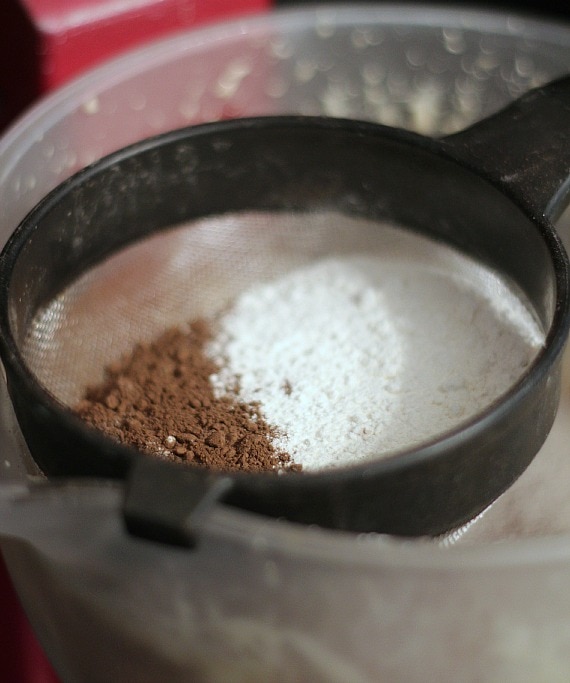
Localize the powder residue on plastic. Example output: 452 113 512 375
75 321 300 473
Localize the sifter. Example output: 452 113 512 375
1 77 570 544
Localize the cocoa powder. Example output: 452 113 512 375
74 320 300 473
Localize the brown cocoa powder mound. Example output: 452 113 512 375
74 320 301 473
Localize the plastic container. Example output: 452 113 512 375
3 6 570 681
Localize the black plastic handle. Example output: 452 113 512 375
123 457 233 547
441 75 570 223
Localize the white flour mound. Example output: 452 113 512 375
208 252 543 471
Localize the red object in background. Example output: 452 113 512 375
0 0 270 130
0 554 59 682
0 3 270 680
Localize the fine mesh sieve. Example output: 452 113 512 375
1 77 570 540
23 212 544 465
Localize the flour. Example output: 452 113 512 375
208 233 544 471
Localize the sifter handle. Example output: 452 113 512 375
441 75 570 223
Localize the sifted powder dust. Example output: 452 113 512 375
208 254 543 470
75 243 542 474
75 320 300 473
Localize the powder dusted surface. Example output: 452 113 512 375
208 252 544 471
71 217 544 475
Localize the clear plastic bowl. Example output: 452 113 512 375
2 5 570 682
